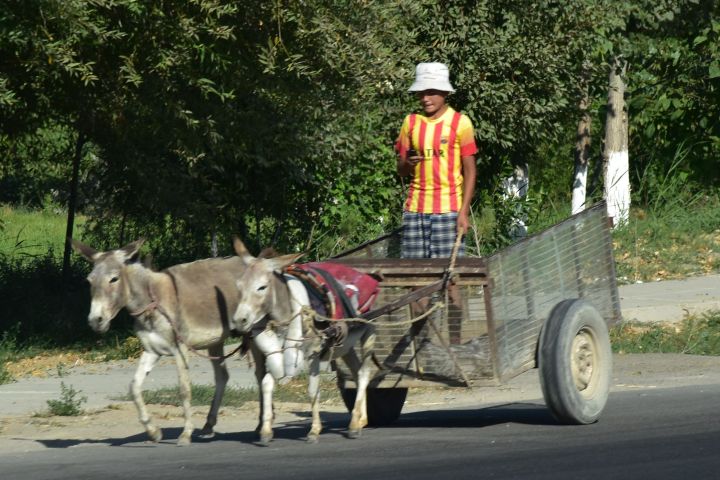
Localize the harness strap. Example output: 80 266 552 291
129 300 158 317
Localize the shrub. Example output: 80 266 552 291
46 382 87 416
0 326 18 385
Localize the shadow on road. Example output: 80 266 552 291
22 401 559 449
290 401 561 432
389 402 561 429
27 428 259 449
25 420 339 449
31 431 157 449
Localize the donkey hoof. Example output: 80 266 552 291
256 434 273 447
177 432 192 447
146 426 163 443
346 429 362 439
306 434 319 444
197 426 215 440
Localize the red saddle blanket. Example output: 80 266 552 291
285 262 380 320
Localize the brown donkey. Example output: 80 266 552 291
73 238 246 446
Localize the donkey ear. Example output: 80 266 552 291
119 238 145 262
142 252 155 270
70 238 99 261
269 252 304 273
232 236 255 264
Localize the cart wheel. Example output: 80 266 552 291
538 299 612 425
339 387 408 426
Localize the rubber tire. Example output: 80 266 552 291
339 387 408 426
538 299 612 424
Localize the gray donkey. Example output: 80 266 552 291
230 238 378 444
72 238 247 446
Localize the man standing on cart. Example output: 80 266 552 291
395 62 478 343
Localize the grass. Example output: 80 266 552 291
117 375 342 408
612 194 720 284
0 329 15 385
0 330 143 385
596 145 718 284
0 203 85 260
611 310 720 355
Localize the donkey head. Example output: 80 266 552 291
72 238 144 333
231 237 303 334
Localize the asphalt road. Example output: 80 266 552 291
2 352 720 480
2 381 720 480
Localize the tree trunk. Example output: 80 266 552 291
603 58 630 227
502 162 529 239
62 131 85 281
572 66 591 215
211 230 218 257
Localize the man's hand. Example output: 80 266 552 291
407 154 423 167
397 154 424 176
457 210 469 235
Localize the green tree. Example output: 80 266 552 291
3 0 719 265
622 0 720 191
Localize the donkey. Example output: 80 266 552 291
230 237 378 444
72 238 247 446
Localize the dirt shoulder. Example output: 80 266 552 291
2 353 720 455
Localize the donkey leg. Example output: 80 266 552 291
250 347 267 433
306 355 322 444
174 344 194 446
257 371 276 446
347 331 377 438
348 354 374 438
130 351 162 443
341 349 366 438
198 344 229 439
249 346 276 444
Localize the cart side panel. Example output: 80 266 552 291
488 202 621 381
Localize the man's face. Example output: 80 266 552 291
416 89 448 117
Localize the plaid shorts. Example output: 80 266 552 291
401 211 465 259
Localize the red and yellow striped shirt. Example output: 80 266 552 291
395 107 478 213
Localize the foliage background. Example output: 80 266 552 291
3 1 719 256
2 1 720 349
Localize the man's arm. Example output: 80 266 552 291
457 155 477 234
396 115 425 177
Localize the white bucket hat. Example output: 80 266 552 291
408 62 455 93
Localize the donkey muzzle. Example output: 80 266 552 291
88 315 111 333
231 304 261 333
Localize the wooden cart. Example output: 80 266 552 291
331 201 621 426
